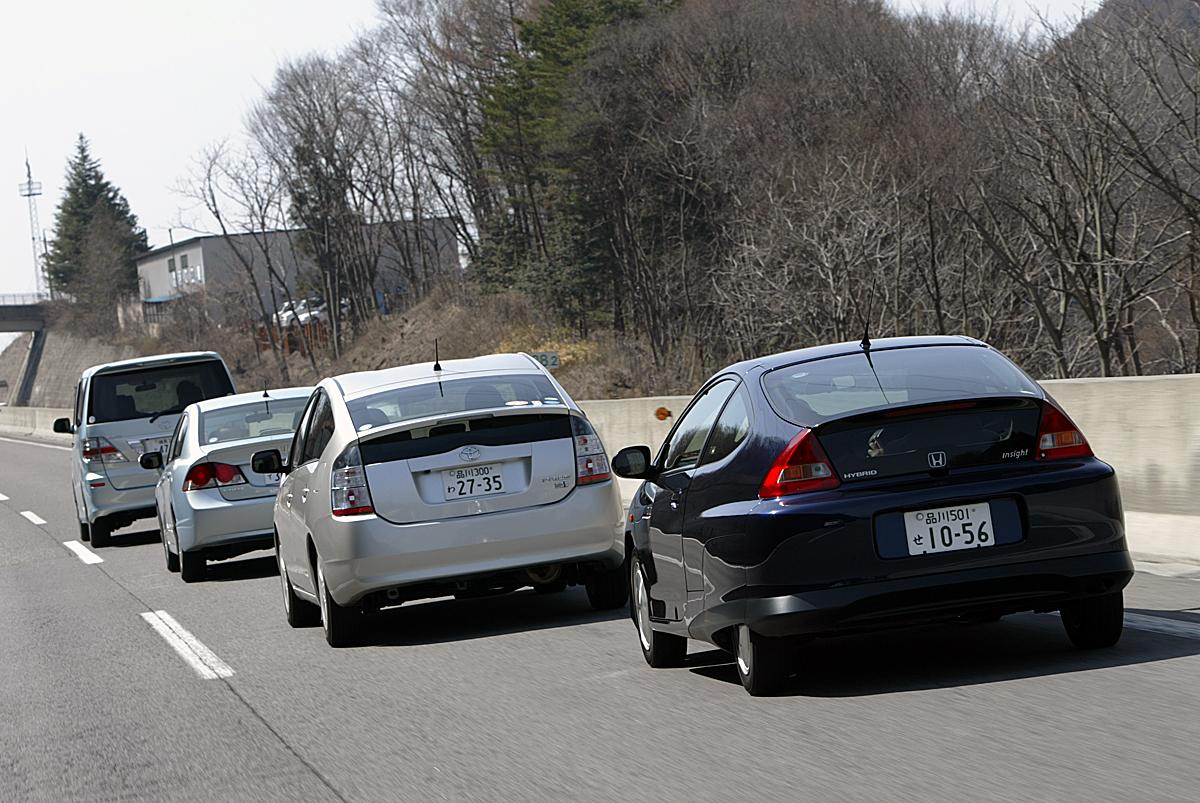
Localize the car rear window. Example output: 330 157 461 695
761 346 1040 425
346 374 563 432
87 360 235 424
199 397 309 445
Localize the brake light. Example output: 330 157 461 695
759 429 840 498
183 462 247 491
331 444 374 516
82 438 127 464
1036 402 1092 460
571 416 610 485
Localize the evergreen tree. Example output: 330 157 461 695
45 134 149 295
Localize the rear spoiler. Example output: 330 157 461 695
354 404 574 445
813 395 1042 433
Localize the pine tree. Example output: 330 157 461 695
45 134 149 295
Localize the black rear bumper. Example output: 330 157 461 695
692 550 1133 642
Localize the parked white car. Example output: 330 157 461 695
53 352 236 547
141 387 312 582
252 353 627 647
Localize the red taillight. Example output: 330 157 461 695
571 416 610 485
759 429 840 499
82 437 127 464
1036 402 1092 460
183 462 247 491
331 444 374 517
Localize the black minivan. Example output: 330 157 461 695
613 336 1132 695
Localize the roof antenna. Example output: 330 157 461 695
860 325 871 352
262 387 270 416
433 338 442 372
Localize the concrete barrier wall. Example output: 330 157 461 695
5 374 1198 560
0 405 71 443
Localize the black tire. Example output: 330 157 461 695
79 520 91 543
180 550 206 583
318 563 361 648
631 555 687 668
735 624 791 696
585 560 629 610
90 517 112 548
277 542 319 627
1061 591 1124 649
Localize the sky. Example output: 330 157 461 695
0 0 1102 299
0 0 379 297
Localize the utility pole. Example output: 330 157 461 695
17 154 47 297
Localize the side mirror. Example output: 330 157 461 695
252 449 285 475
139 451 164 471
612 445 656 480
53 417 73 434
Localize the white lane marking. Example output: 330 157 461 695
19 510 46 526
140 611 235 680
1124 612 1200 641
62 540 103 565
0 492 8 501
0 435 72 452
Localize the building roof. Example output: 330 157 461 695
332 353 546 399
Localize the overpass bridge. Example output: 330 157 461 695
0 293 50 407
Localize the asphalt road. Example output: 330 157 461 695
2 435 1199 801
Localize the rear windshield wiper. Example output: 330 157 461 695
148 406 184 424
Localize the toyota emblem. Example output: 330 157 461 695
459 446 482 462
927 451 947 469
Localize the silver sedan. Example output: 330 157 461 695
142 387 312 582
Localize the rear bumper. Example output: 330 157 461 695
319 482 625 605
176 490 276 553
82 477 156 525
692 550 1134 642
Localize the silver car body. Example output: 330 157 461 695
156 387 313 558
274 353 625 608
66 352 235 533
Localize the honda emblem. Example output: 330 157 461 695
927 451 947 469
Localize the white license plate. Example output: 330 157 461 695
443 464 505 500
134 437 172 455
903 502 995 556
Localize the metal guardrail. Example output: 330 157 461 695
0 293 51 305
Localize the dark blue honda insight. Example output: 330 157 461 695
612 336 1132 695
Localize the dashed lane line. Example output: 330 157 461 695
0 492 8 501
1124 612 1200 642
0 435 72 451
140 610 235 680
19 510 46 526
62 540 103 565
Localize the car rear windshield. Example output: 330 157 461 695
87 360 235 424
346 374 563 432
761 346 1040 425
199 397 309 445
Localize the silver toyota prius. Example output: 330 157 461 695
252 353 627 647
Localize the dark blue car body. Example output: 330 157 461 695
622 336 1132 670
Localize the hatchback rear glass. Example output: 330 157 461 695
87 360 234 424
199 398 309 445
761 346 1040 425
347 374 563 432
